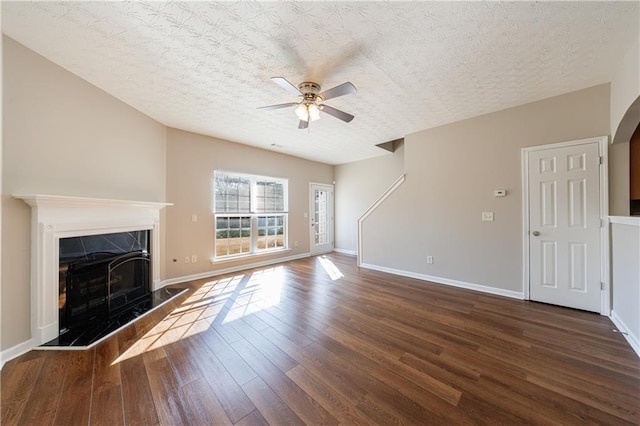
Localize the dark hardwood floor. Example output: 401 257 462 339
2 253 639 425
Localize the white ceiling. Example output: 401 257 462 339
2 1 639 165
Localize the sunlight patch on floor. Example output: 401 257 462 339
112 267 285 364
221 266 284 324
319 255 344 280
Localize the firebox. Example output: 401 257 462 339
58 230 151 344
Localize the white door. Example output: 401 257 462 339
310 183 333 255
528 141 602 312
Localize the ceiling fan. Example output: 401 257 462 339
258 77 357 129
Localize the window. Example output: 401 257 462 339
214 171 287 259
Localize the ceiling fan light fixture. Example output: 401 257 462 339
308 104 321 121
295 103 309 121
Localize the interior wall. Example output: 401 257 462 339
334 142 404 253
611 34 640 144
360 84 610 293
165 127 333 280
611 221 640 353
609 34 640 215
1 37 167 351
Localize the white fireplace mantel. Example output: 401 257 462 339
14 194 172 346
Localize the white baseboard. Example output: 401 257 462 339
610 310 640 358
333 248 357 256
160 252 312 287
1 338 35 370
360 263 524 300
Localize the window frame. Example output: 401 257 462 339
213 171 288 260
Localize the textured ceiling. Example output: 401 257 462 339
2 1 639 165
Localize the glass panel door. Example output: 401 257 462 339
310 183 333 255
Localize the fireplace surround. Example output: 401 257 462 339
14 195 172 346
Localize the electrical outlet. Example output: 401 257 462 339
294 241 299 247
191 255 197 263
191 214 197 222
482 212 494 222
184 256 190 264
426 256 434 264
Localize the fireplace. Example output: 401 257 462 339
14 194 173 347
59 230 151 339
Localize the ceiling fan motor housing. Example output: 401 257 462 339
299 82 322 103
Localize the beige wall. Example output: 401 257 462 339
334 142 404 253
611 221 640 352
609 35 640 215
165 128 333 279
611 35 640 144
1 37 167 350
360 84 610 293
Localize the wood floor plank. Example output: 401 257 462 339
54 350 94 425
18 351 67 425
229 317 298 373
231 337 339 425
144 356 193 425
199 327 258 386
164 336 204 387
241 375 305 425
189 334 256 423
120 355 160 426
90 385 125 426
181 377 233 426
0 353 45 425
90 338 124 425
2 253 638 425
262 327 370 405
233 409 270 426
286 364 374 426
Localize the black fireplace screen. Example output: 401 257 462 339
59 230 151 334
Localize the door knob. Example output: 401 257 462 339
532 231 540 236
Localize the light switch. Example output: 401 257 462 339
494 189 506 197
191 214 197 222
482 212 494 221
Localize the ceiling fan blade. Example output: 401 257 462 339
320 104 355 123
318 82 356 101
298 120 309 129
271 77 302 95
257 102 298 110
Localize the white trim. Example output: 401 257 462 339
521 136 610 315
522 149 531 300
14 194 172 210
1 339 35 370
609 216 640 226
610 311 640 358
357 174 406 267
360 263 524 300
598 138 611 316
333 248 357 256
162 252 311 287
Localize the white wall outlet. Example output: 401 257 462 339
184 256 190 263
294 241 299 247
191 214 197 222
426 255 434 264
303 212 308 218
191 255 197 263
482 212 494 221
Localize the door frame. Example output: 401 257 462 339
521 136 610 315
309 182 334 255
